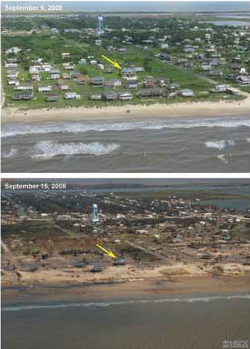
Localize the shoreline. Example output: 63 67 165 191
2 98 250 124
2 275 249 305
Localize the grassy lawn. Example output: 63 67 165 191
2 33 247 110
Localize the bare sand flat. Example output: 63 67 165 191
2 97 250 124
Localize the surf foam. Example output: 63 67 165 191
2 117 250 138
2 294 250 312
31 141 120 159
205 140 235 150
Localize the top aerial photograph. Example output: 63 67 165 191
1 0 250 173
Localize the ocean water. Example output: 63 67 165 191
2 294 250 349
2 116 250 172
203 20 249 27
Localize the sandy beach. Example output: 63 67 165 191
2 97 250 124
2 274 249 305
2 259 250 304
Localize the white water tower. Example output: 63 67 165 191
91 204 99 224
97 14 104 35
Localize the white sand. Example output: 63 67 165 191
2 97 250 124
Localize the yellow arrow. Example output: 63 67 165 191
102 54 122 70
96 244 117 258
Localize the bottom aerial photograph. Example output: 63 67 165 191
1 178 250 349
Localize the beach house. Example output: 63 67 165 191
139 88 162 97
64 92 81 100
179 89 194 97
38 86 52 93
12 91 34 100
14 85 33 91
89 93 102 100
46 95 59 102
29 64 52 74
75 75 88 85
103 92 118 101
119 92 133 101
121 67 137 80
127 81 138 89
91 77 105 86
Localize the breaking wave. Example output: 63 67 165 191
205 140 235 150
2 148 18 159
2 117 250 138
2 294 250 312
31 141 120 159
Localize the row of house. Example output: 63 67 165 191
46 92 134 102
12 91 34 100
4 58 21 87
16 88 194 103
89 92 133 101
21 74 181 95
89 88 194 100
